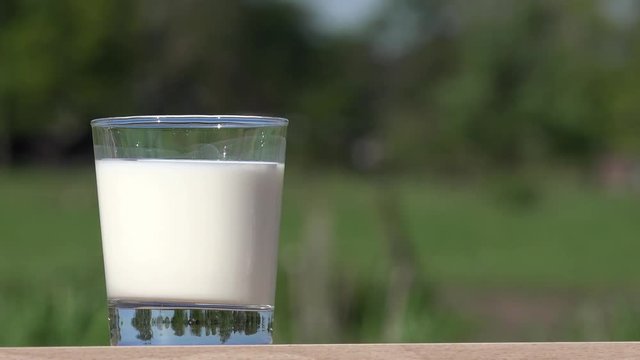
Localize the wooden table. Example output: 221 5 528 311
2 343 640 359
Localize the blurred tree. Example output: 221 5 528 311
130 0 314 114
290 38 379 166
244 311 260 336
204 310 217 337
170 309 186 337
217 310 233 343
131 309 153 341
0 0 135 164
189 309 203 337
0 0 639 174
108 307 122 345
606 19 640 155
372 0 635 175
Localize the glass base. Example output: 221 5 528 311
108 300 273 345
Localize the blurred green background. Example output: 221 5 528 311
2 0 640 345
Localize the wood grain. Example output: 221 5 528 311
2 343 640 360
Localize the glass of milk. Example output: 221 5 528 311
91 115 287 345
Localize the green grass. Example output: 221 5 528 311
1 168 640 345
399 178 640 288
0 169 106 345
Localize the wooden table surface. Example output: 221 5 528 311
2 342 640 360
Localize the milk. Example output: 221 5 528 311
95 159 284 306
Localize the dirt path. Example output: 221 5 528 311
437 285 640 341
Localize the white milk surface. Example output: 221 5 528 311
95 159 284 306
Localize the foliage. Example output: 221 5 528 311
1 0 639 170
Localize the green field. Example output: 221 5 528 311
1 168 640 345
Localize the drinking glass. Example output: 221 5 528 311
91 115 287 345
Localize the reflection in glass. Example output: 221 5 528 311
111 306 273 345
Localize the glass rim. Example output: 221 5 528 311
90 115 288 128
